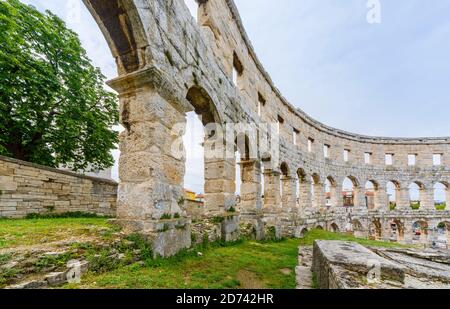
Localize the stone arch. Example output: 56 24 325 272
280 162 290 177
83 0 149 74
369 219 382 240
387 180 401 210
299 227 309 238
389 219 405 242
433 182 448 210
436 221 450 248
351 219 365 238
408 181 425 210
342 176 361 207
412 220 429 244
330 223 340 232
185 86 233 214
186 86 222 126
315 225 324 230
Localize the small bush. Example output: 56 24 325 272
160 213 172 220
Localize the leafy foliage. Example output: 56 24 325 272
0 0 118 170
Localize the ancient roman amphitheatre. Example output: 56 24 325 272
0 0 449 289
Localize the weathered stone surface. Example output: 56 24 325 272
0 156 117 218
310 240 450 289
312 240 406 289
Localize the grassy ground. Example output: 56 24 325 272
65 230 408 289
0 217 114 249
0 218 409 289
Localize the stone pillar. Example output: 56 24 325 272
446 189 450 210
353 187 366 209
239 160 262 214
281 176 297 214
312 182 326 209
263 170 281 214
374 188 388 211
110 74 191 257
420 188 435 210
381 221 392 242
397 187 410 210
204 157 236 216
329 185 340 208
299 179 313 210
334 183 343 207
403 221 413 244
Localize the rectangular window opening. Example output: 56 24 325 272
364 152 372 164
385 154 394 165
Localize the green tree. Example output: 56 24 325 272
0 0 118 171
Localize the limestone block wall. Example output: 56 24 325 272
80 0 450 244
0 156 117 218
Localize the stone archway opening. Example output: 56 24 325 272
408 182 424 210
389 219 405 242
185 86 233 216
369 219 382 240
437 222 450 248
412 220 429 244
434 182 448 210
330 223 340 232
342 177 360 207
387 181 401 210
351 219 365 238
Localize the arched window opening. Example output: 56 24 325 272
409 182 421 210
342 177 355 207
434 182 447 210
412 221 428 244
330 223 339 232
389 219 404 242
387 181 399 210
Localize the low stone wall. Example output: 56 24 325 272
0 156 117 218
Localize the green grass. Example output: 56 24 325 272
0 217 113 249
436 203 446 211
0 217 410 289
65 229 408 289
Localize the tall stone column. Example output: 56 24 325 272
374 188 388 211
281 176 297 214
446 189 450 210
354 187 366 209
299 179 313 210
263 169 281 215
239 160 262 214
312 182 326 209
329 184 340 208
109 72 191 257
334 183 343 207
420 188 435 210
204 157 236 216
397 187 411 210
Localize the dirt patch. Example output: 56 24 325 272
236 269 265 289
279 268 292 275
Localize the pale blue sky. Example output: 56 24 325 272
19 1 450 199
